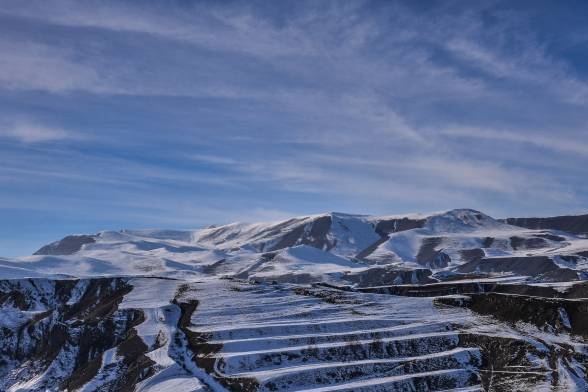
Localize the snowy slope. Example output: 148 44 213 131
4 208 588 284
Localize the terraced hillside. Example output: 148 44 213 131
3 276 587 391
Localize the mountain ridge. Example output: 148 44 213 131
33 208 588 257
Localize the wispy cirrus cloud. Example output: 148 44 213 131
0 39 112 94
441 126 588 157
189 154 238 165
1 120 76 143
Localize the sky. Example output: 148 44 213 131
1 0 588 256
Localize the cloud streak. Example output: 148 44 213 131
441 126 588 157
1 120 75 143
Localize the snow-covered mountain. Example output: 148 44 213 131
12 208 588 284
2 209 588 391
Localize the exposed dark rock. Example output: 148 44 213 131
264 221 309 251
433 271 489 281
509 236 548 250
64 311 151 392
0 277 157 392
359 282 481 297
293 286 362 305
356 217 427 260
458 333 549 391
459 248 485 263
133 241 205 253
64 277 133 323
107 330 156 392
431 251 451 268
503 214 588 235
559 255 580 264
341 267 435 287
482 237 494 248
358 280 587 298
200 258 228 274
374 217 426 235
264 215 334 252
415 237 450 268
34 235 97 255
249 273 318 285
458 256 559 276
508 236 525 250
535 268 585 282
355 234 390 260
191 214 341 255
438 293 588 337
415 237 442 264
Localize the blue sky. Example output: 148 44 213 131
1 0 587 256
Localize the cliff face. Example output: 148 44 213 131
0 278 150 391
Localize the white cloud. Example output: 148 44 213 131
189 154 237 165
441 126 588 157
1 121 73 143
0 41 111 94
